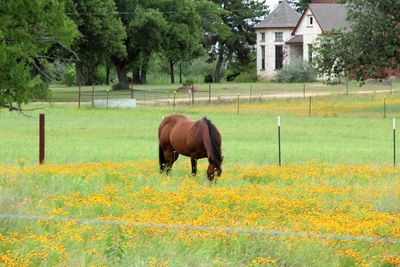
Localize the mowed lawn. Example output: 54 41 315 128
1 98 400 266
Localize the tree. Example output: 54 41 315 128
159 0 204 84
345 0 400 80
312 32 349 82
0 0 77 110
66 0 127 86
312 0 400 81
207 0 268 82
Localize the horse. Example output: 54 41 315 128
158 115 223 181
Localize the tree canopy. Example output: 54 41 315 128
0 0 77 110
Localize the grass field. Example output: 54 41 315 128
1 94 400 265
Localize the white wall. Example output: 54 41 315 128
256 28 294 80
294 9 322 62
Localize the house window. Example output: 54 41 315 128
275 32 283 42
307 16 314 27
261 45 265 70
260 32 265 42
308 44 313 63
275 45 283 70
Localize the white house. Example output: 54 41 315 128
255 0 349 80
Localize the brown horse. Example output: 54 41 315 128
158 115 223 181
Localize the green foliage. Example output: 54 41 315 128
63 64 76 86
0 0 77 110
207 0 268 82
313 33 348 83
66 0 127 85
204 74 213 83
233 72 258 83
275 60 316 83
344 0 400 80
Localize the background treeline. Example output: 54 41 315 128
1 0 399 110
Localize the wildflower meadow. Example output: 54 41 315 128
1 95 400 266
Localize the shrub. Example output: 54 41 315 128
275 60 316 83
63 64 76 86
225 70 240 82
112 82 129 90
234 72 257 83
204 74 213 83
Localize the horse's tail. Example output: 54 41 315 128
203 117 222 166
159 144 166 171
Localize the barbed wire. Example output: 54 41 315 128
1 213 400 244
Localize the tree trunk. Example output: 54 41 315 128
169 59 175 84
105 64 111 85
214 48 224 83
179 62 182 84
114 58 129 89
132 69 140 84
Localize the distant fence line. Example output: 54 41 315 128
1 213 400 244
72 83 400 117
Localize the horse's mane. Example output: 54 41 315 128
203 117 222 166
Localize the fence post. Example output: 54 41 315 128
394 118 396 166
131 88 134 99
303 83 306 99
250 84 253 102
39 114 45 165
78 84 81 109
209 83 211 104
91 84 95 108
191 83 194 105
346 79 349 96
308 96 312 117
173 91 176 112
106 89 109 109
384 96 387 118
237 93 240 115
278 115 281 166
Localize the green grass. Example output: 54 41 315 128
0 100 398 166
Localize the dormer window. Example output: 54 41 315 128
308 15 314 27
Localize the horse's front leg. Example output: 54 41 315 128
191 157 197 176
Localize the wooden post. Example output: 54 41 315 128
384 96 387 119
91 84 95 108
131 88 134 99
303 83 306 99
308 96 312 117
237 93 240 115
78 84 81 109
39 114 45 165
191 83 194 105
208 83 211 104
173 91 176 112
250 84 253 102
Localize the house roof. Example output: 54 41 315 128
286 35 303 44
308 4 350 32
291 4 350 34
254 0 300 29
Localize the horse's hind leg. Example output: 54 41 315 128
191 157 197 176
163 147 177 174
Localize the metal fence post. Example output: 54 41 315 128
39 114 45 165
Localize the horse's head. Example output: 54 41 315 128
207 156 223 181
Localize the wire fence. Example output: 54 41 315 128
1 213 400 244
46 82 400 118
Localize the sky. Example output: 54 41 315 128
265 0 281 10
